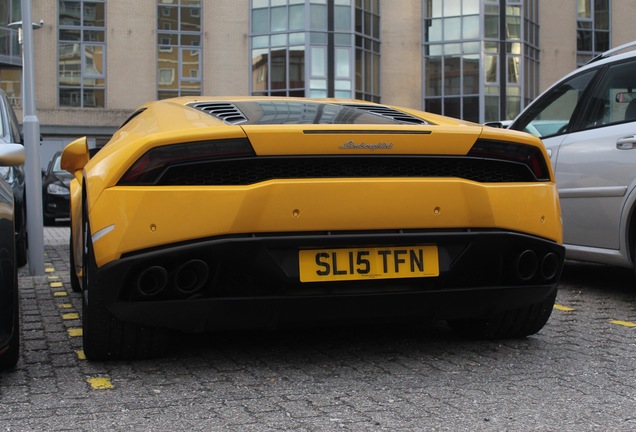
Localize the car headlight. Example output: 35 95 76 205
47 182 69 196
0 166 14 186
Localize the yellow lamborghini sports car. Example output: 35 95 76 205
62 96 564 360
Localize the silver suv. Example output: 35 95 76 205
509 41 636 275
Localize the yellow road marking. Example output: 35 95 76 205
554 304 575 311
50 282 63 288
610 320 636 327
76 350 86 360
62 313 80 320
45 267 54 273
57 303 73 309
47 275 59 280
87 377 113 390
67 328 83 337
53 291 68 297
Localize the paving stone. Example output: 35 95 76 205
3 226 636 431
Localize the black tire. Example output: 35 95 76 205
81 209 169 361
15 204 27 268
43 215 55 226
448 289 557 340
0 269 20 370
69 232 81 293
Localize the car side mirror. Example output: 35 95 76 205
61 137 90 175
0 144 26 167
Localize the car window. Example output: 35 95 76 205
513 69 597 138
0 97 5 138
52 155 64 173
578 59 636 130
0 92 21 144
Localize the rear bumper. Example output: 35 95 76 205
108 285 558 332
90 230 565 331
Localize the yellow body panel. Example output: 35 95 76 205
63 96 561 271
87 178 561 267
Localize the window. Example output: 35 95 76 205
423 0 539 123
577 0 610 66
580 60 636 129
157 0 202 99
58 0 106 108
158 68 175 85
515 69 597 138
250 1 308 97
249 0 360 99
354 0 380 102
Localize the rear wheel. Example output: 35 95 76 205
69 232 81 293
0 307 19 370
0 267 20 370
81 209 169 361
448 290 557 339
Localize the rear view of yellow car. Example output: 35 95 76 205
62 97 564 361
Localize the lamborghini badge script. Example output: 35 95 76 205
339 140 394 150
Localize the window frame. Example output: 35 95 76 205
57 0 107 108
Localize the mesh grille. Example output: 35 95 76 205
187 101 429 125
150 156 537 186
189 102 248 125
340 104 428 124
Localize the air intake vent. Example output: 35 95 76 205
342 104 428 125
188 102 248 125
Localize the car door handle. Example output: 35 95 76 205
616 135 636 150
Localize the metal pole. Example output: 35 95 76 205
20 0 44 275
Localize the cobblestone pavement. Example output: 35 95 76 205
2 224 636 431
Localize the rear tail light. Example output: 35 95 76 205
119 139 255 185
468 139 551 181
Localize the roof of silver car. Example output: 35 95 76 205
587 40 636 64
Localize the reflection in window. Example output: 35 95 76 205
355 0 380 102
425 56 442 96
580 60 636 128
157 0 202 99
423 0 539 123
463 56 479 94
58 0 106 107
249 0 360 100
577 0 610 66
516 70 596 138
507 56 519 83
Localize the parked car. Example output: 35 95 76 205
0 90 26 267
62 96 564 360
42 151 72 225
509 40 636 275
0 143 26 370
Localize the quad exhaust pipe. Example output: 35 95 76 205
514 250 560 282
135 266 168 297
516 250 538 281
134 259 210 298
173 259 209 294
540 252 559 280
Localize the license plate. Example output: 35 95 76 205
299 245 439 282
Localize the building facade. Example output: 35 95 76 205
0 0 635 167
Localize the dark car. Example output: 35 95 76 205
0 90 27 267
0 143 26 370
42 151 72 225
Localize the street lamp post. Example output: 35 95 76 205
10 0 44 275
